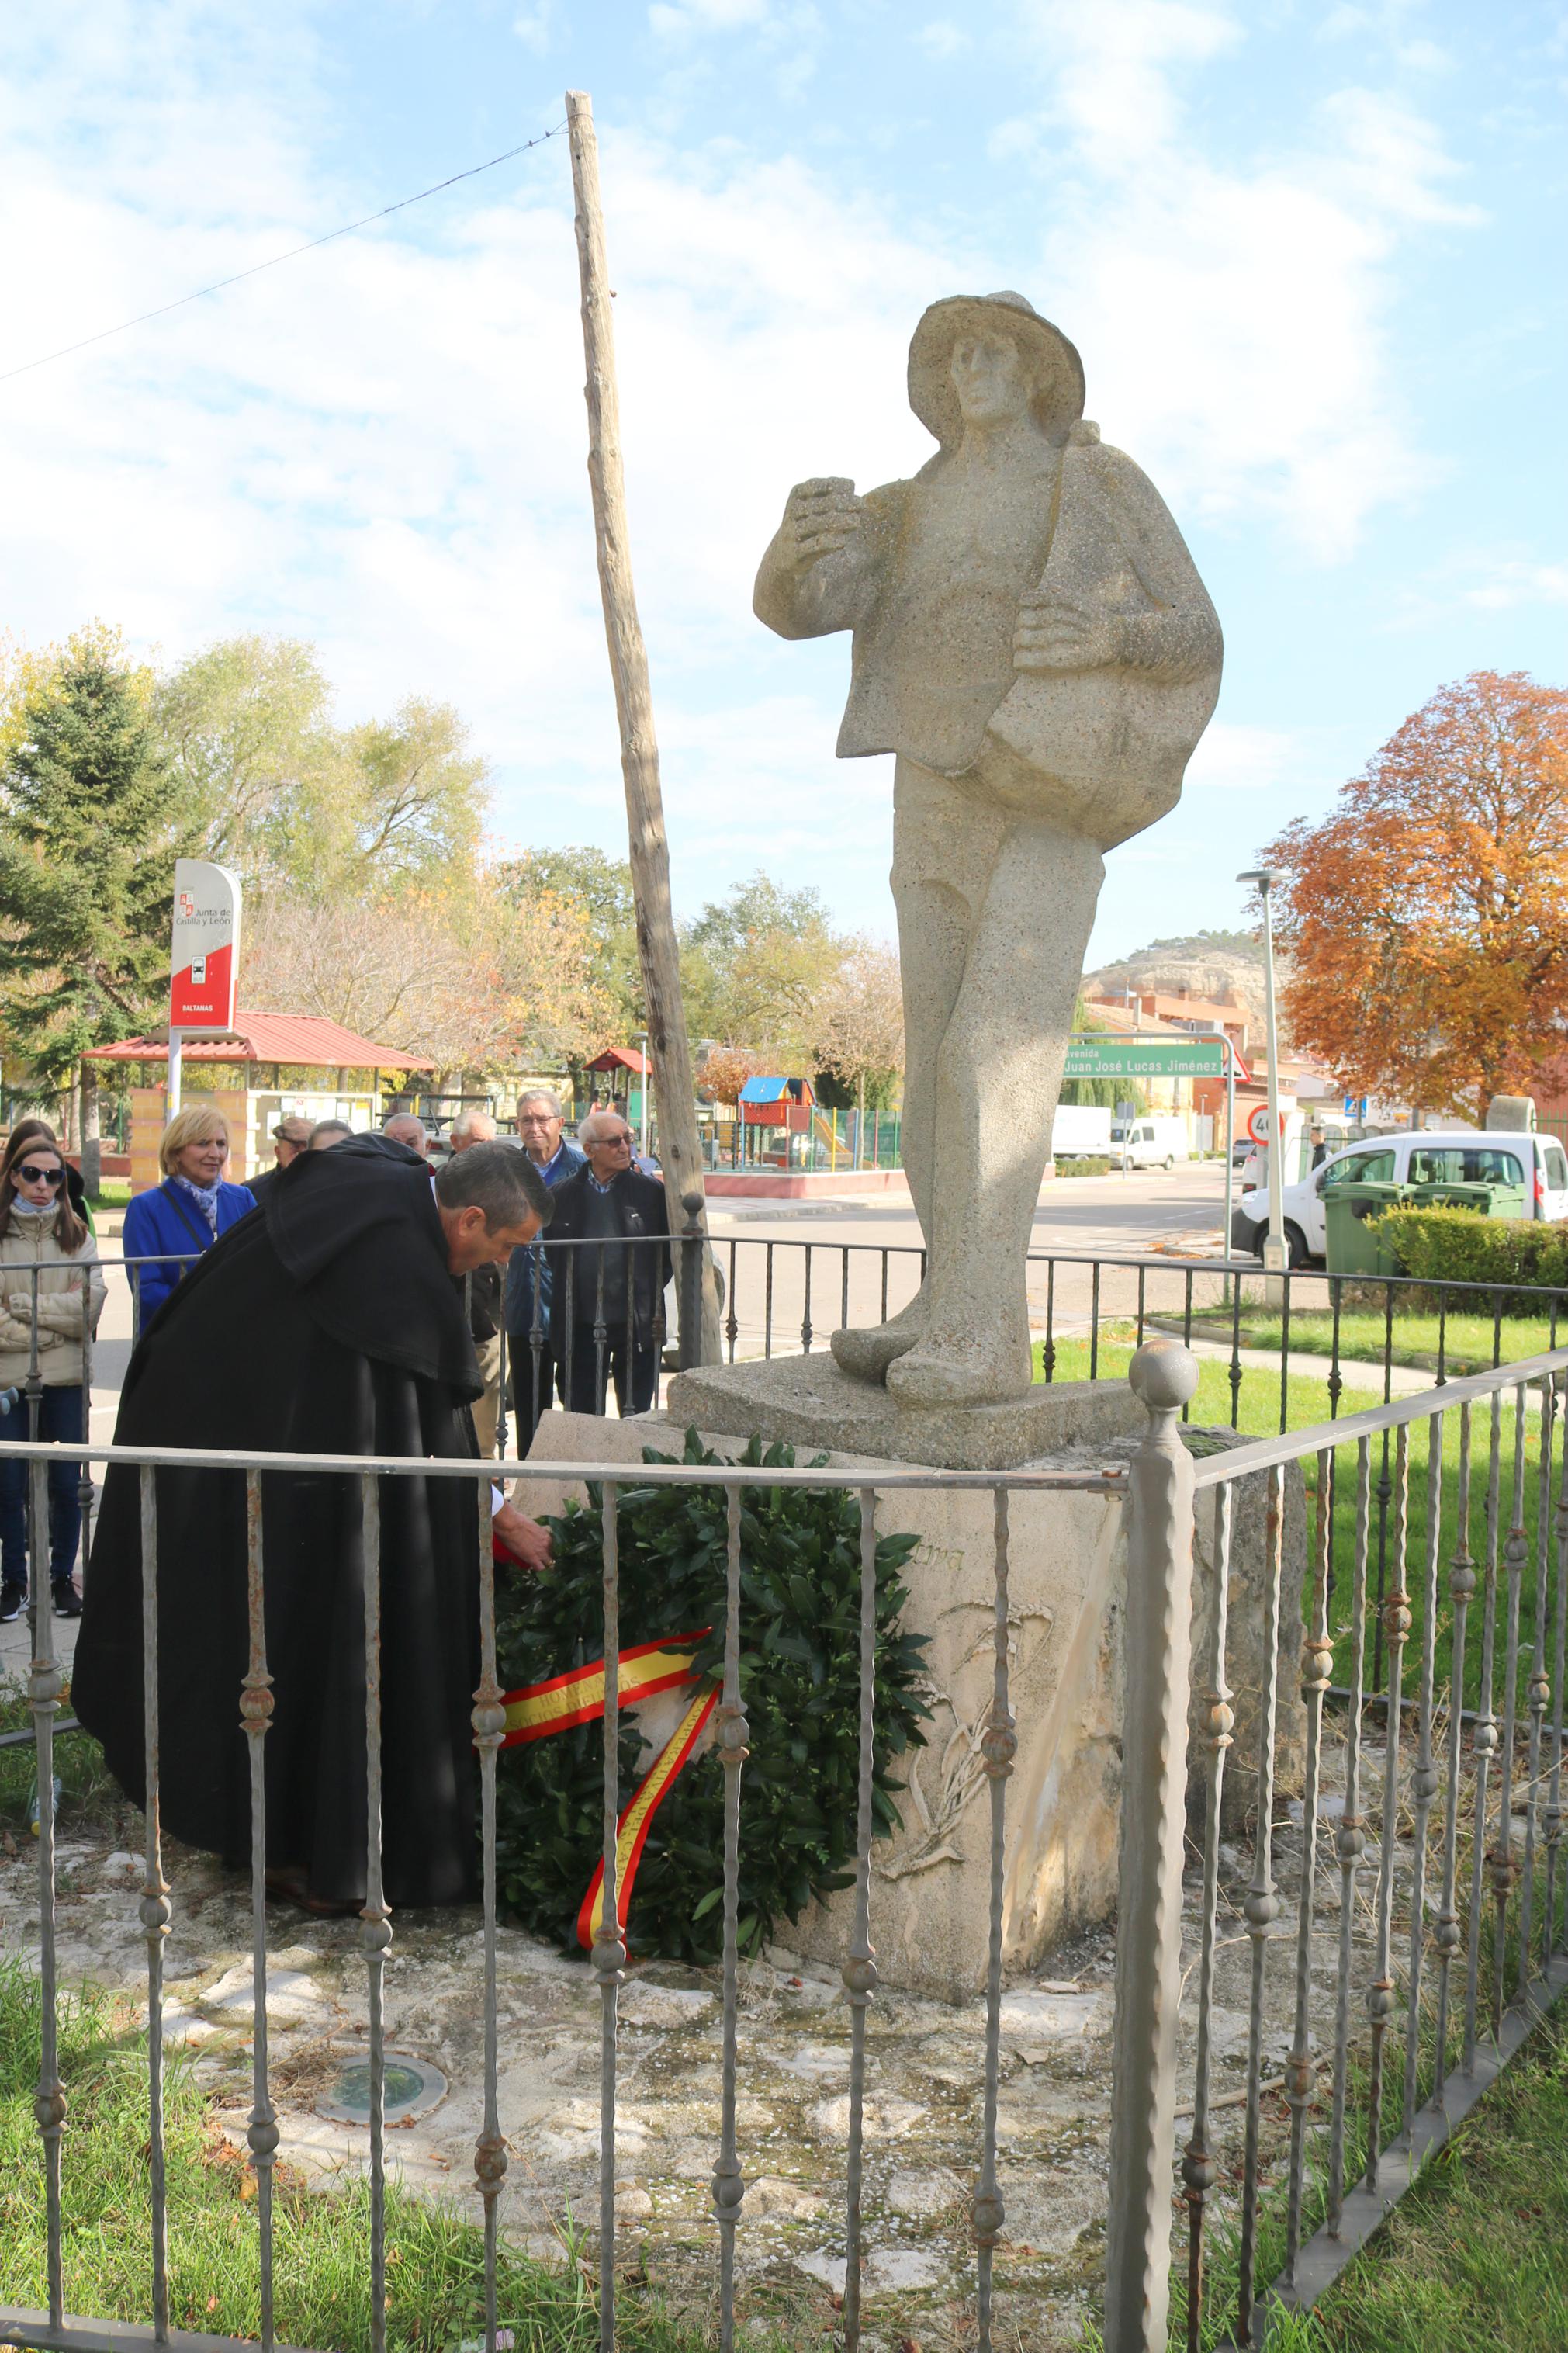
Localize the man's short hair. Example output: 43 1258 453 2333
435 1138 552 1232
273 1115 313 1145
309 1119 355 1149
383 1113 427 1151
578 1107 632 1145
517 1088 562 1118
449 1108 497 1144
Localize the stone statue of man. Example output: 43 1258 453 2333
755 291 1222 1409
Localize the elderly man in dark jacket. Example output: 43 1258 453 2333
549 1108 671 1416
505 1090 587 1441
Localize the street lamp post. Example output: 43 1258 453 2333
1221 1035 1237 1306
1237 867 1287 1297
636 1029 651 1159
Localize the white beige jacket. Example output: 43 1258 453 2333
0 1213 107 1388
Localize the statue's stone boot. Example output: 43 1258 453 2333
884 1326 1035 1410
829 1291 928 1384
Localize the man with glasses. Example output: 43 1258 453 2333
246 1114 313 1208
505 1090 587 1443
547 1108 670 1418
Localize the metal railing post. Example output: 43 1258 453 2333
1106 1338 1199 2353
677 1190 704 1372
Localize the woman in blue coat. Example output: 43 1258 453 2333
123 1105 256 1333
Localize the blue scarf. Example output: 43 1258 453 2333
173 1174 222 1235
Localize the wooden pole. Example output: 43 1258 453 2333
566 88 715 1363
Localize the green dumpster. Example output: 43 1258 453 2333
1324 1181 1409 1277
1407 1180 1496 1217
1406 1147 1529 1221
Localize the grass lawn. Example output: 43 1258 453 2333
0 1684 123 1842
0 1959 732 2353
1037 1332 1557 1720
1177 1301 1563 1381
1251 1998 1568 2351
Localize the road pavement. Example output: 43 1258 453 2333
704 1160 1239 1360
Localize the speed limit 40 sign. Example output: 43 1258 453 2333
1245 1103 1275 1145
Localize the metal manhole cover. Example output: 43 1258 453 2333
318 2050 447 2125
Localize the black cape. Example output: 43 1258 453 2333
72 1138 486 1908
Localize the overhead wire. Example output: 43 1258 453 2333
0 120 567 386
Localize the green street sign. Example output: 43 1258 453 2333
1064 1034 1226 1079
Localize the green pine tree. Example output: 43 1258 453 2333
0 650 199 1088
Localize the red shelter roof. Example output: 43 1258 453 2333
81 1010 433 1072
585 1045 650 1076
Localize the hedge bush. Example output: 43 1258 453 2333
1373 1207 1568 1293
493 1432 929 1965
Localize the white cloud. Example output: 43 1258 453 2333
1008 0 1237 171
1397 38 1455 75
992 0 1480 557
646 0 822 102
1319 86 1483 225
649 0 772 36
915 20 971 60
1393 551 1568 626
1183 723 1306 792
512 3 554 53
1462 560 1568 610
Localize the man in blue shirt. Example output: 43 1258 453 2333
505 1089 587 1443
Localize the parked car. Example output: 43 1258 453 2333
1230 1130 1568 1264
1111 1115 1189 1171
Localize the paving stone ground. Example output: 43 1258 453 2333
1 1741 1393 2352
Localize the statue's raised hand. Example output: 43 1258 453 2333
1012 588 1120 673
780 476 868 573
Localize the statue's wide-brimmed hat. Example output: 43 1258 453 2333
907 290 1085 449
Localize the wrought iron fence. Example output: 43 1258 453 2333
1115 1342 1568 2351
0 1423 1114 2353
4 1343 1568 2350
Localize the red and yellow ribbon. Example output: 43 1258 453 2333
497 1630 715 1950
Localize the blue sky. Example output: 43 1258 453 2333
3 1 1564 962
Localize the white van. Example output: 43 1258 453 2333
1050 1104 1115 1160
1111 1114 1190 1171
1230 1131 1568 1265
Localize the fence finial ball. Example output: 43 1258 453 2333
1128 1336 1199 1412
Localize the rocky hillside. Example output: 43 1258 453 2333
1083 929 1283 1032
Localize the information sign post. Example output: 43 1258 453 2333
1061 1037 1227 1082
1064 1031 1247 1256
167 861 243 1120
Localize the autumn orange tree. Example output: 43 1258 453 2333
1263 671 1568 1119
694 1047 767 1107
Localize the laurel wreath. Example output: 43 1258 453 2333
493 1431 929 1965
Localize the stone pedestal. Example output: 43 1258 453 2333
664 1353 1144 1470
516 1394 1305 2003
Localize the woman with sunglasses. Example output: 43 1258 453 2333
5 1118 92 1229
0 1130 106 1623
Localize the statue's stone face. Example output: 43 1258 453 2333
948 328 1036 428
